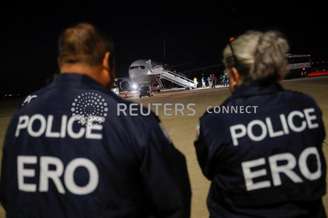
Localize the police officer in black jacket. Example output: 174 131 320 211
195 31 326 218
0 23 191 218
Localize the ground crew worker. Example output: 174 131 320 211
193 77 198 88
195 31 326 218
0 23 191 218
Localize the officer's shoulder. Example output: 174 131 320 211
105 93 162 147
199 106 229 129
282 88 319 106
200 95 233 121
106 91 159 125
19 84 54 110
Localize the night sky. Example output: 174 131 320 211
1 1 327 94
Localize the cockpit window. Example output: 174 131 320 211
130 66 146 70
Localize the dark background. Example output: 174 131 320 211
0 1 327 94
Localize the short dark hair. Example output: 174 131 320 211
58 23 114 68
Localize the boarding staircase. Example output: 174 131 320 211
151 65 196 89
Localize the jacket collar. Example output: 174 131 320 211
53 73 109 93
231 81 284 99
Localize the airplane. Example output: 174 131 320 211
127 59 196 96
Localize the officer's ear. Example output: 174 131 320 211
102 52 111 70
100 52 113 88
228 67 241 92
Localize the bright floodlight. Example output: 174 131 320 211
131 83 138 90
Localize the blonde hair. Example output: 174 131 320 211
223 31 289 83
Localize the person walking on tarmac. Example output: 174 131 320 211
195 31 326 218
0 23 191 218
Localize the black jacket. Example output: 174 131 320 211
195 82 326 218
0 74 191 218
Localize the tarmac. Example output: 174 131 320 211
0 77 327 217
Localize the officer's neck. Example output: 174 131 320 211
60 64 105 87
